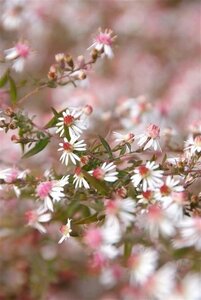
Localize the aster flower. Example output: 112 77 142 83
105 197 136 228
90 162 118 182
99 264 123 288
137 124 161 151
137 190 157 205
25 206 51 234
175 216 201 251
4 42 30 72
58 218 72 244
88 28 116 58
138 204 176 239
161 191 186 221
155 176 184 201
58 137 86 166
73 167 90 189
184 134 201 155
131 161 163 192
128 246 158 284
166 273 201 300
56 108 87 138
113 131 135 145
36 175 69 212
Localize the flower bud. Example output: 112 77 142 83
5 107 15 117
64 54 74 69
83 105 93 115
48 65 57 80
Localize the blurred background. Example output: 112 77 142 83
0 0 200 299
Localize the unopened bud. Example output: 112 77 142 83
116 187 127 198
83 105 93 115
48 65 57 80
65 54 74 69
91 49 99 61
80 155 90 166
78 70 86 80
11 134 19 142
55 53 65 63
9 122 17 130
5 107 15 117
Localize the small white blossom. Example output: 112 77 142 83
58 218 72 244
25 206 51 234
58 137 86 166
131 161 163 192
90 162 118 182
56 108 87 138
73 167 90 189
36 175 69 212
4 42 30 72
184 134 201 155
137 124 161 151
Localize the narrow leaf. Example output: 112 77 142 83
99 135 113 158
22 138 49 159
9 76 17 104
0 70 8 88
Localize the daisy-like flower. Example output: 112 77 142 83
166 273 201 300
175 216 201 251
113 131 135 145
4 42 30 72
138 204 176 239
137 190 157 205
184 135 201 155
137 124 161 151
73 167 90 189
131 161 163 192
143 263 176 300
88 28 116 58
36 175 69 212
56 108 87 138
25 206 51 234
162 191 186 221
90 162 118 182
128 246 158 284
105 197 136 229
155 176 184 201
58 137 86 166
58 218 72 244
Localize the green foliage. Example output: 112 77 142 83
22 138 50 158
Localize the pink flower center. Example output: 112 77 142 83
16 43 30 58
37 181 53 199
63 142 73 152
25 210 37 223
160 184 171 196
148 205 162 220
105 199 119 215
142 190 152 200
147 124 160 139
96 33 112 45
64 115 74 126
60 225 70 236
92 167 105 180
84 228 103 248
138 165 150 177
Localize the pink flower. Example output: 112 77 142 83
25 206 51 233
4 42 31 72
88 28 116 58
137 124 161 151
58 218 72 244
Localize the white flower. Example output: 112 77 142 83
166 273 201 300
58 137 86 166
128 246 158 284
4 42 30 72
88 28 116 58
175 217 201 251
137 190 157 205
137 124 161 151
138 204 176 239
155 176 184 201
143 263 176 300
113 131 134 150
131 161 163 192
105 197 136 229
25 206 51 234
161 191 186 221
99 264 123 288
184 134 201 155
73 167 89 189
36 175 69 212
56 108 87 138
58 218 72 244
90 162 118 182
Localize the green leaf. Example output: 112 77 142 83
124 241 132 259
44 108 62 129
99 135 113 158
22 138 49 159
0 70 9 88
82 170 109 195
74 213 104 225
120 144 127 155
8 76 17 104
